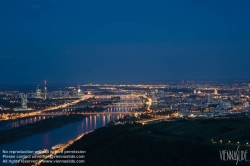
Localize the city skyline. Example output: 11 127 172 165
1 1 250 165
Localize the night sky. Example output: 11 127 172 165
0 0 249 84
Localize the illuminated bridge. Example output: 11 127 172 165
39 112 146 116
63 103 141 109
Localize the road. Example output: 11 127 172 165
0 95 93 121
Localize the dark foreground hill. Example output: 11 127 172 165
39 118 250 166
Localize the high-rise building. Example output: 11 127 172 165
36 88 42 98
15 94 32 111
44 80 47 100
21 94 28 109
77 85 84 97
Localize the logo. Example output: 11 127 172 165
219 146 248 165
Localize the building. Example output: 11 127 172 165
62 91 69 98
36 89 42 98
14 94 33 111
43 80 47 100
53 91 60 98
77 88 84 98
21 94 27 109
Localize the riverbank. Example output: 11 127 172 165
0 115 87 145
0 115 56 127
39 118 250 166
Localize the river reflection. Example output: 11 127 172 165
0 115 123 166
0 97 142 131
0 116 57 131
0 95 141 165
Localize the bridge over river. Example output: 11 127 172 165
39 111 146 116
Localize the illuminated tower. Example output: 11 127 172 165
44 80 47 100
214 89 218 95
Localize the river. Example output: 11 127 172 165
0 116 56 131
0 96 142 165
0 98 142 131
0 114 123 165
